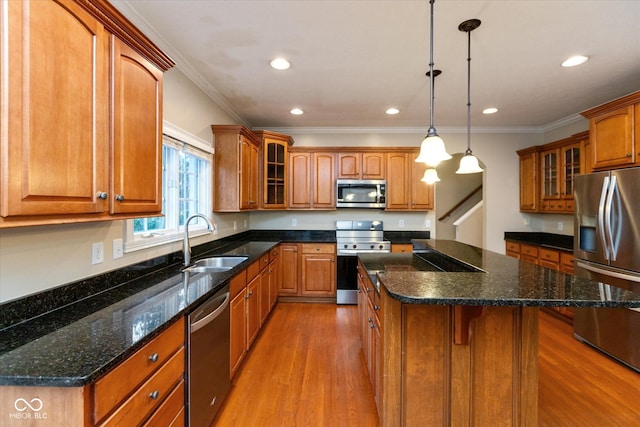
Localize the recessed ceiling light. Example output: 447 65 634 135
386 108 400 115
290 108 304 115
270 57 291 70
561 55 589 67
482 107 498 115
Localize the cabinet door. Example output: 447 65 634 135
263 139 287 208
288 153 311 208
230 290 247 378
561 143 581 208
411 152 434 210
246 276 260 348
111 38 163 214
279 244 299 295
519 150 538 212
313 153 335 209
259 268 270 326
269 255 280 309
1 0 109 217
590 105 635 169
362 153 386 179
337 153 360 179
240 135 259 210
385 153 410 210
300 253 336 296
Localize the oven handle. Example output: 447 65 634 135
190 291 230 333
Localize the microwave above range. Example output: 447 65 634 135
336 179 386 208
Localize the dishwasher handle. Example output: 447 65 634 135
190 291 230 333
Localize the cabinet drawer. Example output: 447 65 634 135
505 241 520 253
539 248 560 263
520 244 539 258
99 347 184 426
246 260 260 281
230 270 247 299
92 318 184 423
270 246 280 259
142 379 185 427
301 243 335 254
560 252 574 274
259 252 270 271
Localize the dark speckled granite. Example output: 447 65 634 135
0 241 277 387
384 230 430 244
359 240 640 307
504 232 573 252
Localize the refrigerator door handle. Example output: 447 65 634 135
598 176 611 260
575 260 640 283
604 175 618 261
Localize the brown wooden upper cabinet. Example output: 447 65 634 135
385 151 433 211
337 152 386 180
518 131 586 214
581 91 640 171
0 0 173 227
288 149 336 210
212 125 261 211
253 130 294 209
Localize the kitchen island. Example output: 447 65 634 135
358 240 640 427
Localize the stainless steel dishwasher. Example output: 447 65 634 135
187 283 230 427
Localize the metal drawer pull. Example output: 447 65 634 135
115 194 125 202
148 353 159 362
149 390 159 400
97 192 108 200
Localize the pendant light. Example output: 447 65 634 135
421 168 441 184
456 18 483 174
415 0 451 167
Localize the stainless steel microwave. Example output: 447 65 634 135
336 179 386 208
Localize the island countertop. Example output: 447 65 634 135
358 239 640 307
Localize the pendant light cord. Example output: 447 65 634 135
466 28 471 154
429 0 435 131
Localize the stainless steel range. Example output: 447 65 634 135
336 220 390 304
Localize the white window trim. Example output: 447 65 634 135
124 121 214 253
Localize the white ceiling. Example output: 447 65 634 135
113 0 640 131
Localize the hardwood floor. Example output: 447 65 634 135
214 303 640 426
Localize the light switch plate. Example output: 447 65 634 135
112 239 123 259
92 242 104 264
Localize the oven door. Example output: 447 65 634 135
336 255 358 304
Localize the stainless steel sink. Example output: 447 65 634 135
183 255 248 273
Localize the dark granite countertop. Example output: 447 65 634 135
359 240 640 307
0 241 277 387
504 232 573 252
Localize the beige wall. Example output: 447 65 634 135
0 64 587 303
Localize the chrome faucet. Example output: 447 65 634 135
183 214 214 266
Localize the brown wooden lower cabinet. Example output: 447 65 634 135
505 240 574 322
278 243 336 301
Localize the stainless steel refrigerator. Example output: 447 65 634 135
573 167 640 372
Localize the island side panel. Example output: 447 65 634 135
0 385 88 426
380 293 539 427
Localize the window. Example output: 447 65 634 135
124 122 213 252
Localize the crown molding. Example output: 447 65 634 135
262 126 543 135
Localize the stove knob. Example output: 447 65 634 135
379 244 384 250
370 244 375 249
352 244 357 249
343 244 348 249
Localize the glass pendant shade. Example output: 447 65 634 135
456 150 483 174
415 128 452 167
420 168 441 184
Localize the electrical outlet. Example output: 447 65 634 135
524 217 531 226
399 219 405 228
92 242 104 264
112 239 123 259
233 221 237 230
291 218 297 227
557 221 564 231
425 219 432 228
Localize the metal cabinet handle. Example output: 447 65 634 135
149 391 159 400
148 353 159 362
97 192 108 200
374 305 380 311
627 153 632 157
370 323 375 329
115 194 125 202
